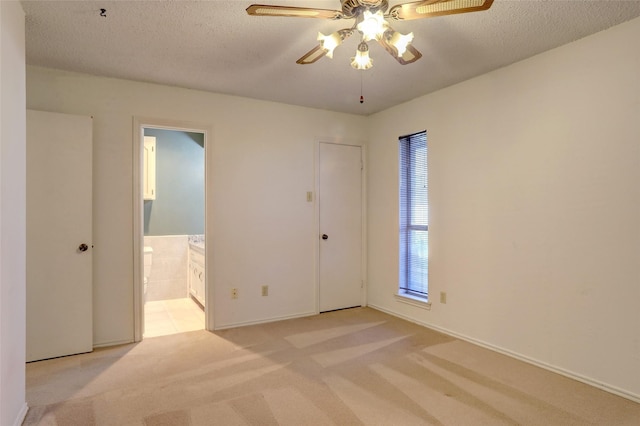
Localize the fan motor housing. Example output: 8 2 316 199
341 0 389 18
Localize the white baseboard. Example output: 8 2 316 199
368 303 640 404
214 310 317 330
13 403 28 426
93 338 134 348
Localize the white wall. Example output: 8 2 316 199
26 67 367 344
367 17 640 401
0 1 28 425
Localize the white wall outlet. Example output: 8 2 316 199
231 288 238 299
262 285 269 296
440 292 447 304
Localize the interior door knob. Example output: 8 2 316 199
322 234 328 240
78 243 89 252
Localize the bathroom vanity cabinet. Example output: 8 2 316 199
188 243 205 307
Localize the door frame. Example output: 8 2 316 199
315 140 368 313
133 117 214 341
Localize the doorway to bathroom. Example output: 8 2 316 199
133 118 212 341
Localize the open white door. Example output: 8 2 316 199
26 110 93 362
319 142 363 312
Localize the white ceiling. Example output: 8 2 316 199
22 0 640 115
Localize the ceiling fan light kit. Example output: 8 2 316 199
247 0 494 69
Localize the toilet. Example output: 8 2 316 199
143 246 153 299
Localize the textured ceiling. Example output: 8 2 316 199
22 0 640 115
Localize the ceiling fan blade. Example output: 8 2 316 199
378 36 423 65
388 0 494 21
296 45 329 65
296 29 354 65
247 4 343 20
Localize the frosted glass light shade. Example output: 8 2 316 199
318 32 343 58
357 11 388 41
351 42 373 70
389 31 414 56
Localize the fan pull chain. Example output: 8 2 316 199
360 72 364 104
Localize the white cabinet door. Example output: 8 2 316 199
319 142 363 312
189 248 205 306
26 110 93 362
143 136 156 200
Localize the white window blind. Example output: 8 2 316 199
399 131 428 298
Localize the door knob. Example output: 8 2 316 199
78 243 89 252
322 234 328 240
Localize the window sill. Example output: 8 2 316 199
394 292 431 310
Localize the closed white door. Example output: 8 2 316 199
26 110 93 362
319 142 362 312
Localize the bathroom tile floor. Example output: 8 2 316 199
144 297 204 338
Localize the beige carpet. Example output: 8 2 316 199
24 307 639 425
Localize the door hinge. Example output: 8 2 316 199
361 280 364 288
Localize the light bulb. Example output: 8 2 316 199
389 31 414 57
357 10 388 41
351 42 373 70
317 32 343 58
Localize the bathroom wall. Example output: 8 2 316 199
143 235 189 301
144 128 204 236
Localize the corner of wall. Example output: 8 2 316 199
0 1 27 425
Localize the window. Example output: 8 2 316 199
399 131 428 299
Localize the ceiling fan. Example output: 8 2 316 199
246 0 494 69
